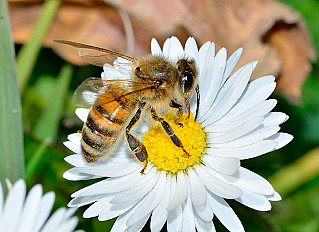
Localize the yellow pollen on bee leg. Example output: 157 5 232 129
142 112 206 174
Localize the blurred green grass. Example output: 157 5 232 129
2 0 319 231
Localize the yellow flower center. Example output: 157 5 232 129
142 112 206 174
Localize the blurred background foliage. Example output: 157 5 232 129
1 0 319 231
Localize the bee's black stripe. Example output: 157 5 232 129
94 106 125 125
81 145 100 163
115 97 128 109
82 128 105 151
86 116 118 137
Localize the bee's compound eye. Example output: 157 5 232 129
181 72 194 93
135 66 145 79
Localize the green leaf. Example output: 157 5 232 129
0 0 25 192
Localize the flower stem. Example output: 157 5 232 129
269 147 319 196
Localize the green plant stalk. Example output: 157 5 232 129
269 147 319 197
25 138 51 183
16 0 62 91
26 64 72 183
0 0 25 193
33 64 73 141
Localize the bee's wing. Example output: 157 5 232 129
54 40 136 67
73 77 155 107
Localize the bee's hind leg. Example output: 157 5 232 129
125 106 148 175
150 107 190 158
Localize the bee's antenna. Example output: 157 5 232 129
194 84 200 122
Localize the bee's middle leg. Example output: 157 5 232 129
150 107 190 157
125 106 148 174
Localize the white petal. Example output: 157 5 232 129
111 168 159 204
168 36 184 60
18 184 43 232
198 43 215 112
235 187 271 211
195 216 216 232
200 47 227 113
265 190 282 201
151 38 162 55
64 141 81 154
75 108 89 122
208 97 277 132
224 167 275 196
32 192 55 232
0 181 3 220
202 156 240 175
207 117 264 144
110 200 144 232
1 179 26 232
126 214 150 232
64 155 86 167
195 165 242 199
185 37 199 61
67 133 81 144
199 63 254 126
207 140 277 159
103 66 126 80
167 171 188 210
72 162 141 177
187 168 207 207
167 205 183 232
193 199 214 223
208 194 244 232
151 176 172 232
200 61 257 126
202 63 253 123
212 83 276 126
263 112 289 126
98 199 135 221
222 47 243 84
74 168 147 197
82 197 109 218
63 168 96 181
181 193 196 232
268 133 293 150
244 75 275 97
198 41 211 76
69 195 104 209
58 217 79 232
41 207 67 232
127 171 166 226
162 38 171 57
214 125 280 149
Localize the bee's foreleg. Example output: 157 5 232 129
150 107 190 158
169 100 183 127
125 106 148 175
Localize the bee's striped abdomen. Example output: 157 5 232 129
81 97 136 163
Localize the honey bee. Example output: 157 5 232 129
55 40 200 174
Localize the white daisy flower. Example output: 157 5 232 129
63 36 293 232
0 179 82 232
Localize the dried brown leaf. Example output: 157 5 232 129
9 0 316 101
